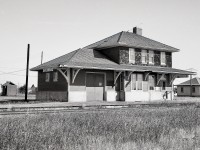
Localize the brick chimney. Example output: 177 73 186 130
133 27 142 35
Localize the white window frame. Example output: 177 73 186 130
131 73 137 90
137 74 143 90
129 48 135 64
131 73 143 91
141 50 147 64
45 73 50 82
149 50 154 64
161 52 166 65
53 72 58 82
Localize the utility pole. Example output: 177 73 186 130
190 74 192 97
41 51 43 64
25 44 30 102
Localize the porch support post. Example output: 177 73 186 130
144 71 151 81
114 71 122 84
169 74 177 86
157 73 165 86
72 68 81 83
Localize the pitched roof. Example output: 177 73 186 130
84 31 179 52
31 48 117 71
3 81 15 86
177 77 200 86
31 48 195 75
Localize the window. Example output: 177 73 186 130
142 50 147 64
45 73 50 82
149 75 155 90
129 48 135 64
161 52 166 65
192 87 195 93
53 72 58 82
181 87 184 93
131 74 136 90
131 74 143 90
149 50 154 64
137 74 143 90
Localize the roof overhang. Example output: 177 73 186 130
95 45 180 52
58 64 196 75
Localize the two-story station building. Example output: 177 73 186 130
31 27 196 102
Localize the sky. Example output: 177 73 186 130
0 0 200 87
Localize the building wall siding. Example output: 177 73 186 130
36 91 68 101
101 47 120 63
70 69 115 90
38 70 68 92
69 69 116 102
177 86 200 96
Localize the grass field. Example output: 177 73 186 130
0 106 200 150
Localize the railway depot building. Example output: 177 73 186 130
31 27 195 102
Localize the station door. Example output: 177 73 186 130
86 73 104 101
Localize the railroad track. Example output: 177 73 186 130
0 101 199 116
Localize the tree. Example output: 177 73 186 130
18 84 26 94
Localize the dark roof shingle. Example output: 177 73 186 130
85 31 179 52
177 77 200 86
31 48 195 75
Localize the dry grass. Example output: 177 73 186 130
0 107 200 150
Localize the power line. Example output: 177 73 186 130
0 69 26 75
0 73 37 77
0 69 36 77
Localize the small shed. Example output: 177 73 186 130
1 81 17 96
177 77 200 97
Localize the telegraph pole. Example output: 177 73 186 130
25 44 30 102
190 74 192 97
41 51 43 64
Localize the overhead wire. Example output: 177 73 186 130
0 69 37 77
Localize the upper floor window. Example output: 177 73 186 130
161 52 166 65
129 48 135 64
45 73 50 82
149 50 154 64
142 50 147 64
53 72 58 82
149 75 155 90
